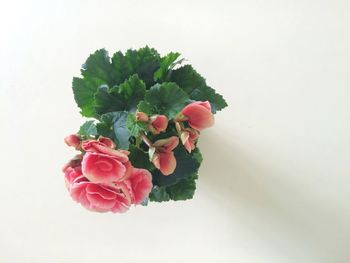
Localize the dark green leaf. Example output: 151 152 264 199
81 49 114 85
111 46 161 87
110 74 146 112
166 175 197 201
190 85 228 113
112 111 131 149
170 65 227 112
154 52 180 81
144 82 189 119
126 113 147 137
72 77 97 117
78 120 97 136
152 146 200 186
137 101 155 115
149 186 170 202
94 85 124 115
128 145 153 170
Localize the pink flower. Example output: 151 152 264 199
81 139 132 184
64 134 81 149
82 139 129 163
70 180 131 213
63 150 153 213
181 101 214 130
82 152 132 184
148 115 168 134
180 128 199 153
151 136 179 176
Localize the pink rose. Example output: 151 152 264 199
148 115 168 134
81 139 132 184
82 139 129 163
180 128 199 153
64 134 81 149
64 153 153 213
70 179 131 213
151 136 179 176
82 152 132 184
181 101 214 130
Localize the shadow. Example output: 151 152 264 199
197 130 350 262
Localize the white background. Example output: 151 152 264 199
0 0 349 262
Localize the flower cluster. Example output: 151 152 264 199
63 47 227 213
63 137 152 213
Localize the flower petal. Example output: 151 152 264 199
158 151 177 176
82 152 126 184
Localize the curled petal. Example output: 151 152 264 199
181 101 214 130
82 152 126 184
82 140 129 163
152 151 177 176
70 182 130 213
153 136 179 152
98 137 116 148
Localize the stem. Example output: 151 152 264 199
140 131 153 148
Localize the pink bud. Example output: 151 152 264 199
149 115 168 134
64 134 81 149
181 101 214 130
136 111 149 122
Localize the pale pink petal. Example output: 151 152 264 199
64 134 81 149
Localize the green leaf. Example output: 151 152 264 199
144 82 189 119
112 111 131 150
111 46 161 87
78 120 97 136
96 111 131 149
73 49 115 117
128 145 153 170
166 175 197 201
154 52 180 81
126 113 147 137
170 65 206 94
192 147 203 165
137 101 155 115
110 74 146 112
72 77 97 117
190 86 228 113
170 65 227 112
152 146 200 187
94 85 124 115
81 49 114 85
149 186 170 202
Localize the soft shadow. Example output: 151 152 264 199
198 130 350 262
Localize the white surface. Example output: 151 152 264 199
1 0 349 262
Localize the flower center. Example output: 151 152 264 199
96 160 113 171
